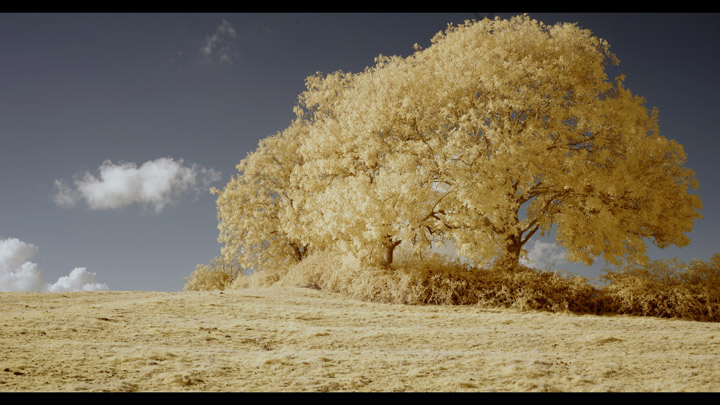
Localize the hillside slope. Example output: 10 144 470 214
1 287 718 392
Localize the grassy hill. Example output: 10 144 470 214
1 286 719 392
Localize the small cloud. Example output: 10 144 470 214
522 240 567 271
53 157 221 214
199 19 239 66
0 238 108 292
48 267 108 293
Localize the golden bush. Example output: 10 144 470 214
236 250 600 314
601 254 720 322
183 258 240 291
226 251 720 322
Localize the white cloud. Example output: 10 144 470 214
53 157 221 214
522 240 567 271
0 238 108 292
48 267 108 293
199 19 239 66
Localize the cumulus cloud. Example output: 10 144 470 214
0 238 108 292
53 157 221 214
522 240 567 271
48 267 108 293
199 19 239 66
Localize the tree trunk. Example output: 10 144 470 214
497 234 522 270
383 239 402 268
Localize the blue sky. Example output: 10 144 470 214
1 13 717 291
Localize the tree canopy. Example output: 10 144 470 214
213 15 702 273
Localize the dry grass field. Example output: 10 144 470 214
1 286 719 392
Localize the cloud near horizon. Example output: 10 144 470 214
0 238 108 292
53 157 221 214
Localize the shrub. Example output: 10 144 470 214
225 248 720 322
183 258 241 291
254 250 603 314
600 254 720 322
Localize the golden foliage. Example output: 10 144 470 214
183 258 240 291
212 120 310 274
285 15 701 269
601 254 720 322
214 15 701 273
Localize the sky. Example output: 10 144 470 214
1 13 718 292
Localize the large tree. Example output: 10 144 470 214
220 15 702 272
385 15 705 269
426 16 703 268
